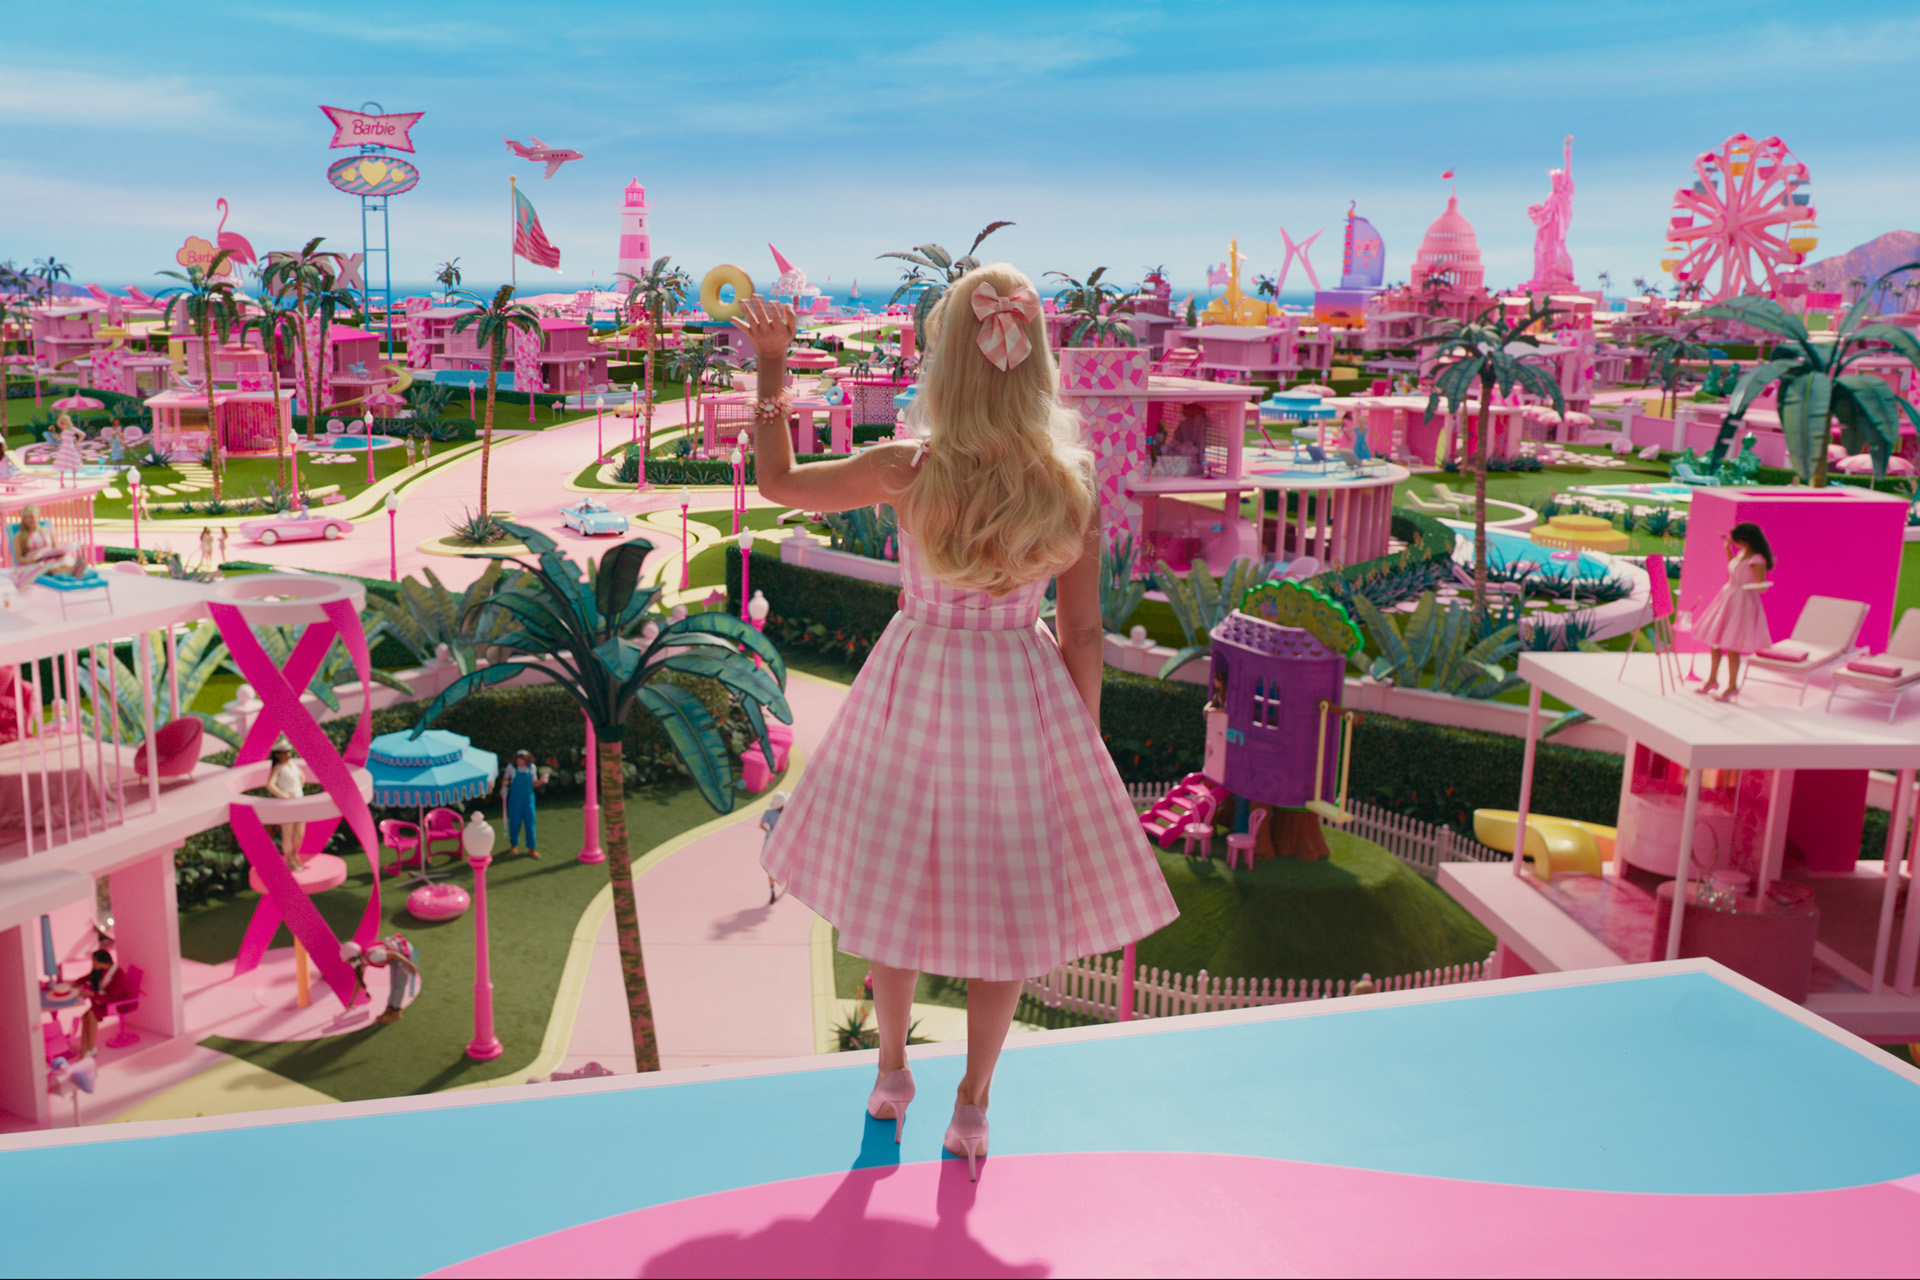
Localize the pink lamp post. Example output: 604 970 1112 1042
678 486 692 590
362 409 376 486
462 810 504 1061
578 708 605 864
730 446 745 535
737 528 754 622
593 393 606 462
385 490 401 582
127 467 141 554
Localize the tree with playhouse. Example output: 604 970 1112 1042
1419 302 1566 613
412 527 791 1071
449 285 542 518
617 255 695 465
155 249 245 499
1700 264 1920 484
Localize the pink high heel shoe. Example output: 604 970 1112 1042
867 1068 915 1143
944 1104 989 1181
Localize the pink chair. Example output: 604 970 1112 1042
103 966 143 1049
379 819 423 875
422 808 463 867
1181 794 1220 860
133 717 204 782
1225 805 1268 870
42 1018 75 1064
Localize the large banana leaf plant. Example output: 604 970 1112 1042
74 622 244 746
880 221 1015 333
1154 555 1262 679
1420 303 1566 614
1699 266 1920 485
1349 592 1522 699
365 561 512 673
412 523 791 1072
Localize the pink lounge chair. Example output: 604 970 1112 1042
1181 793 1221 860
379 819 424 875
133 717 204 782
1225 805 1269 870
1745 595 1869 704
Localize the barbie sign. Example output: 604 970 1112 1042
319 105 425 153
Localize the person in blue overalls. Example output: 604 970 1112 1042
498 749 546 859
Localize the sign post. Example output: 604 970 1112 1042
321 104 425 360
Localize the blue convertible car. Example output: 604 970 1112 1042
560 498 630 536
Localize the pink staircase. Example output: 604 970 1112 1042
1139 773 1229 848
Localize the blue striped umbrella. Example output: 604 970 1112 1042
367 730 498 810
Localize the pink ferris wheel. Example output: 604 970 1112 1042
1662 133 1818 302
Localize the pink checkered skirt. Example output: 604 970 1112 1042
762 548 1177 980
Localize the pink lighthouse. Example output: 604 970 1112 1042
616 179 652 280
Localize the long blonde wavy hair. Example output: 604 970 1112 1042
899 263 1095 596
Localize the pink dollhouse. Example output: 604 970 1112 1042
0 573 383 1130
1444 487 1920 1042
29 303 107 379
1062 348 1405 573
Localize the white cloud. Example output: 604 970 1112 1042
0 70 227 130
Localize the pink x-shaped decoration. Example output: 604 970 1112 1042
209 597 381 1007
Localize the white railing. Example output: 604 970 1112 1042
1126 780 1179 811
1339 798 1509 880
1024 950 1495 1023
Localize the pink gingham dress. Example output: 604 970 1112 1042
761 532 1177 981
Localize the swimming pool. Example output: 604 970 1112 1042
1462 526 1616 581
299 435 404 452
1568 481 1694 505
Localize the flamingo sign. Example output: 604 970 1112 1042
174 199 256 276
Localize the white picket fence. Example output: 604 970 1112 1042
1339 799 1510 880
1125 784 1509 881
1023 951 1496 1023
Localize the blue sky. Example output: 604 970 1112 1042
3 1 1916 297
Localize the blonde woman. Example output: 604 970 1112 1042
741 268 1175 1179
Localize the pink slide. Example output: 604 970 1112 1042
1139 772 1227 847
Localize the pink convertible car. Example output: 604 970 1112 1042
240 509 353 546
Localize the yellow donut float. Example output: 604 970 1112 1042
700 264 755 323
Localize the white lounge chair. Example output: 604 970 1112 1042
1826 608 1920 721
1743 595 1869 704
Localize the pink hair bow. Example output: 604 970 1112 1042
972 282 1041 371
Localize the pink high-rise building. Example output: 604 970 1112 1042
616 179 651 281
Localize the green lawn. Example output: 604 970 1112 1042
831 830 1493 1029
190 782 740 1101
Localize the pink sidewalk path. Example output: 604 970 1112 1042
557 672 851 1075
143 400 719 589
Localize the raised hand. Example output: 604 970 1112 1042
735 296 797 361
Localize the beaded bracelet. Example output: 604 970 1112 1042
750 392 792 426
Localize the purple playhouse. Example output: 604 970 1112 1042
1203 581 1363 860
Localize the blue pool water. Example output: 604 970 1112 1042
1571 482 1694 503
1475 527 1614 580
301 435 403 452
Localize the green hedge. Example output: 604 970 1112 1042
725 547 899 664
642 452 847 487
1350 716 1622 833
1100 666 1210 782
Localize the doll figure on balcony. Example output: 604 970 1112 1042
1692 521 1773 702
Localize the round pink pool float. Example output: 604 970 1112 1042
406 882 470 921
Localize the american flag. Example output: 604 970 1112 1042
513 187 561 269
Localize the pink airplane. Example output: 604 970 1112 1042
503 137 584 179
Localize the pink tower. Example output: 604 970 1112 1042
616 180 651 281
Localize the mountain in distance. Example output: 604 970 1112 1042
1801 230 1920 306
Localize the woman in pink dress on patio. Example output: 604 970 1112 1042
739 270 1177 1179
1692 521 1773 701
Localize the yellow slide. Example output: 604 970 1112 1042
1473 809 1617 882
